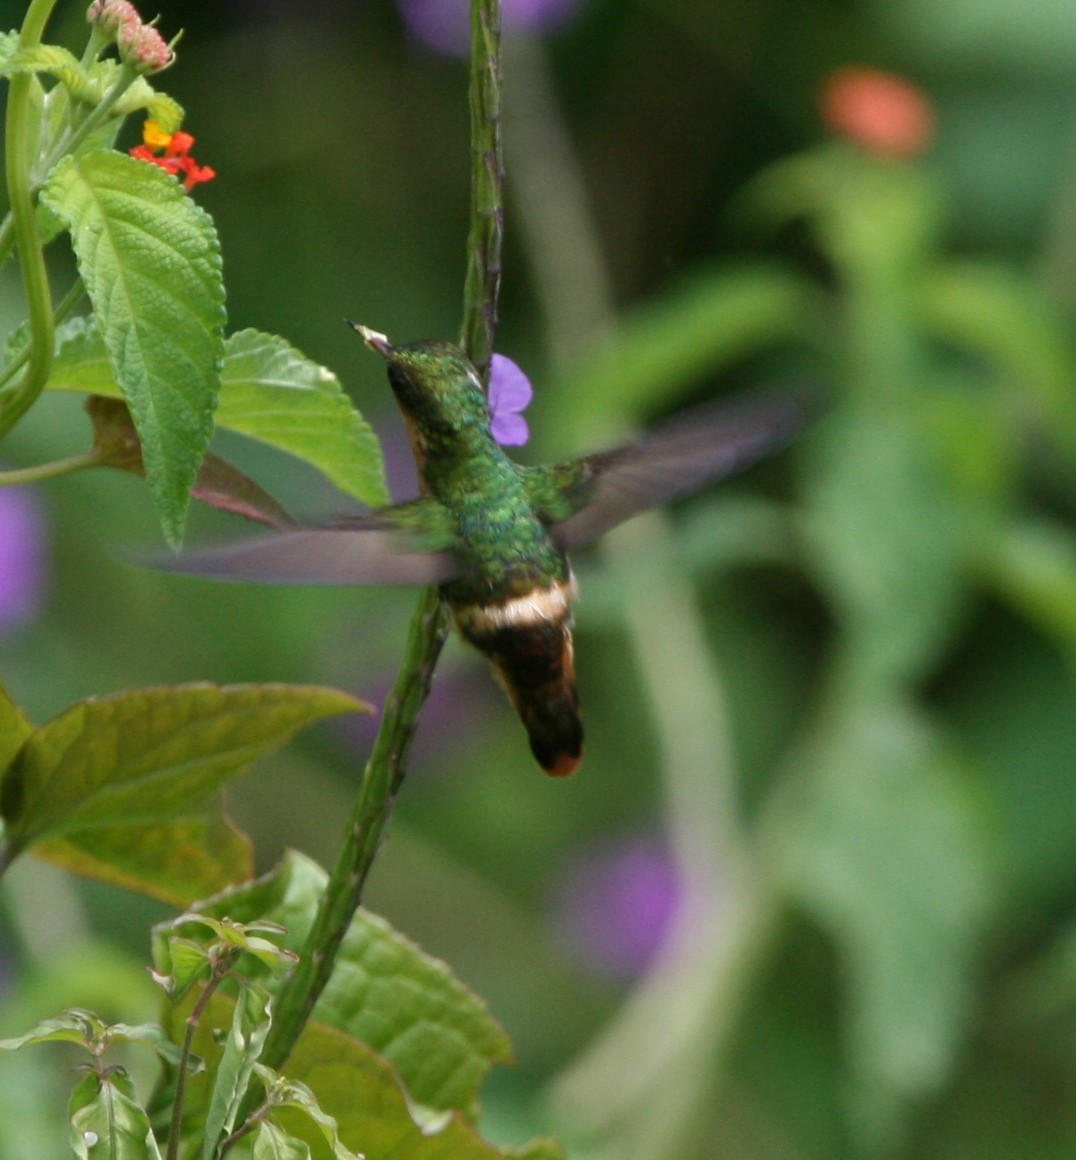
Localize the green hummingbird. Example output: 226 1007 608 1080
169 326 806 775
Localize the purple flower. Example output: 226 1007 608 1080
552 835 682 980
398 0 580 56
0 487 48 634
488 354 533 447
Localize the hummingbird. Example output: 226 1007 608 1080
168 327 806 775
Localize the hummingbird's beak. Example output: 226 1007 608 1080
348 322 393 359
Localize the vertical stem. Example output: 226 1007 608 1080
254 0 505 1079
257 588 448 1072
460 0 504 380
0 0 59 439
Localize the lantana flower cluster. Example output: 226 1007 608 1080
130 119 216 192
87 0 173 73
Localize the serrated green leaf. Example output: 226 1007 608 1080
112 80 183 132
69 1069 162 1160
550 263 817 442
0 683 367 861
287 1023 544 1160
0 30 17 71
777 698 994 1149
0 678 32 773
2 43 86 90
203 985 273 1160
217 329 389 507
49 320 385 512
34 808 255 907
41 150 226 545
196 851 512 1115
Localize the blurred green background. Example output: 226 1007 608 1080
4 1 1076 1157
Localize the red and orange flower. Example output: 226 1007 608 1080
130 119 216 192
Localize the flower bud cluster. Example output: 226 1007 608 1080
87 0 173 73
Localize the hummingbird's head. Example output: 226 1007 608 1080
351 324 490 441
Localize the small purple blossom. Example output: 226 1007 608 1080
398 0 581 56
0 487 48 634
552 835 682 980
488 354 533 447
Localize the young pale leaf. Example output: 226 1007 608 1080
196 851 512 1115
227 1120 312 1160
203 985 273 1160
0 1009 102 1054
33 809 255 907
0 683 367 861
69 1070 162 1160
0 679 32 773
249 1064 361 1160
41 151 226 546
218 329 390 508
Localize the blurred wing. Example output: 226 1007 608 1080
154 510 459 587
536 395 809 550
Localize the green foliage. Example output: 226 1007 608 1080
190 852 513 1116
49 320 390 514
0 683 368 903
40 151 226 546
2 2 1076 1160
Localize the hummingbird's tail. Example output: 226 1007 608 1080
456 598 584 776
514 679 584 777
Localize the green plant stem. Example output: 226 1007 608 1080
254 1 504 1080
0 0 60 440
257 587 449 1072
0 276 86 393
460 0 504 381
40 62 139 177
0 451 101 485
167 959 233 1160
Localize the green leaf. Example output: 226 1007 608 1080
49 321 388 510
41 150 227 546
549 263 817 442
0 678 32 774
0 683 367 864
250 1064 363 1160
917 262 1076 428
0 1009 103 1054
800 405 970 689
196 852 513 1116
228 1120 313 1160
287 1023 561 1160
777 698 995 1150
1 43 87 90
69 1069 162 1160
987 517 1076 663
203 985 273 1160
34 809 255 908
0 30 17 71
216 329 390 508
